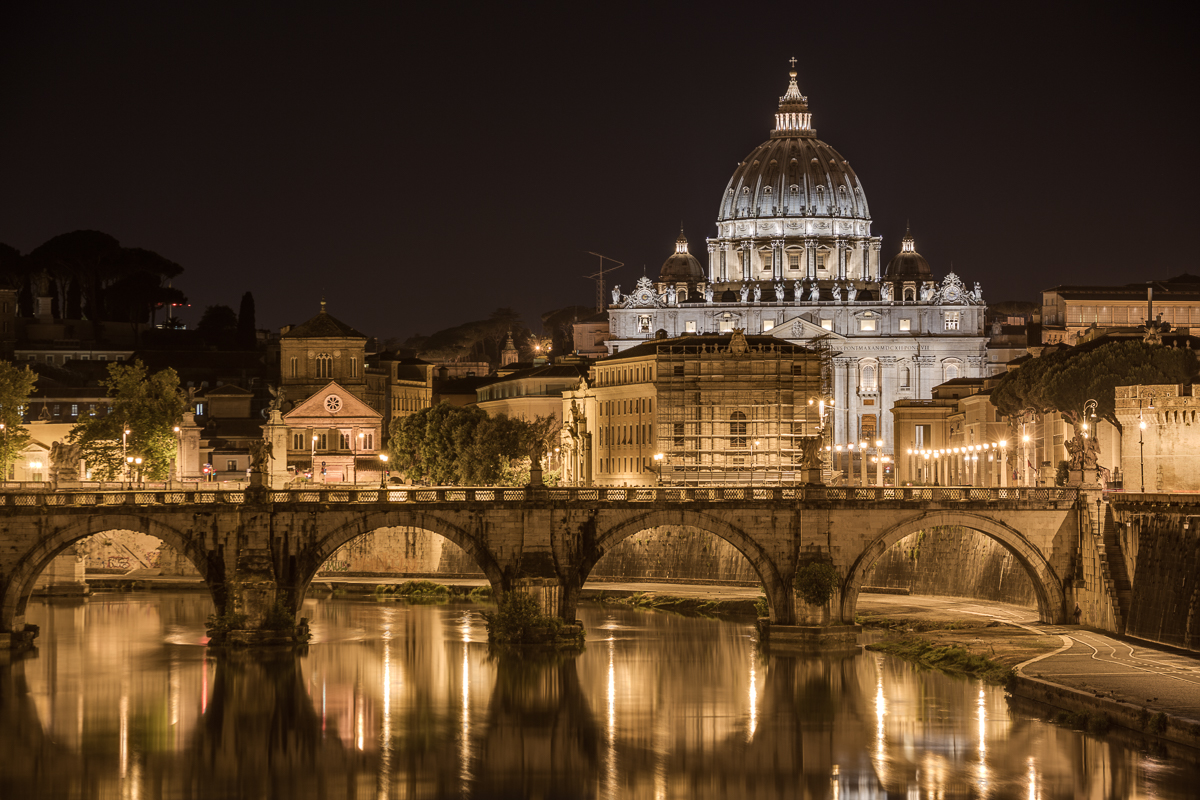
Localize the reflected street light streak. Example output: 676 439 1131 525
379 639 392 800
747 652 758 742
605 636 618 800
871 655 888 787
460 613 471 788
977 685 989 792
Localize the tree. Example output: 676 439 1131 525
236 291 257 350
992 340 1197 468
0 361 37 479
388 405 552 485
196 304 239 350
68 360 188 480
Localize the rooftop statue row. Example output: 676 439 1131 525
611 274 983 308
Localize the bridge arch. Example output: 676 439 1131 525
0 514 214 634
841 511 1067 625
578 509 792 624
297 510 505 605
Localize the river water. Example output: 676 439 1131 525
1 592 1196 799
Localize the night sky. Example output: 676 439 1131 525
2 2 1195 343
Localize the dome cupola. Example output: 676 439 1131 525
885 225 932 279
658 228 705 282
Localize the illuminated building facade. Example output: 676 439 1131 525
605 68 990 454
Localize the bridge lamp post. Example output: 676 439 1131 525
998 440 1008 487
311 434 318 483
834 445 843 484
134 456 143 486
1021 434 1031 487
378 453 389 489
875 438 884 486
122 428 131 485
654 452 663 485
173 426 181 484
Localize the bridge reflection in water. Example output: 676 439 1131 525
1 593 1195 799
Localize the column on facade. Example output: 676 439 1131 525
741 241 752 281
836 238 847 281
772 239 783 281
707 242 717 283
870 241 881 283
805 237 816 280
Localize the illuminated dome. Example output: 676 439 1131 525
885 226 932 279
658 229 705 282
716 70 869 223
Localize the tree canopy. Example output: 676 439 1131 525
403 308 531 365
388 405 556 485
237 291 257 350
992 340 1197 426
68 360 188 480
196 304 239 350
0 361 37 478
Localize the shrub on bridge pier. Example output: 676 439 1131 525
484 591 584 649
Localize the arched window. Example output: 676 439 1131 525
729 411 748 448
903 286 916 302
944 362 961 381
316 353 333 379
901 366 911 388
861 364 877 391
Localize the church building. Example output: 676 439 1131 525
605 68 990 453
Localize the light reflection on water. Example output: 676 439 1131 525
0 592 1196 799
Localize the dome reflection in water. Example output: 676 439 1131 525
2 592 1196 799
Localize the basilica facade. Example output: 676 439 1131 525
605 68 989 452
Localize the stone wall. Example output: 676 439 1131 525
75 531 200 576
863 526 1038 607
1070 514 1122 634
1126 515 1200 650
589 526 760 584
318 527 483 576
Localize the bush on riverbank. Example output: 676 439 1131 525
867 634 1013 684
599 591 759 618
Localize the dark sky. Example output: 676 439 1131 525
2 2 1195 342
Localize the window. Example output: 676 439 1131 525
88 403 96 416
763 252 772 272
944 311 960 331
195 402 205 416
674 422 685 447
677 287 687 302
861 364 877 391
316 353 333 379
859 318 876 331
53 404 60 416
860 414 877 440
903 286 916 302
362 432 374 450
820 319 833 331
99 355 107 361
227 460 238 472
638 315 651 333
763 319 775 332
290 357 298 378
816 253 828 271
788 254 800 270
339 431 350 450
45 354 54 364
685 320 696 333
901 367 911 388
899 318 911 331
71 404 78 416
944 362 960 380
350 357 359 378
292 433 305 450
729 411 748 448
719 318 734 332
914 424 932 448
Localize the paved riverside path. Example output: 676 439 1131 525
858 594 1200 724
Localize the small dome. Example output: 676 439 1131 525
658 229 705 282
885 226 932 279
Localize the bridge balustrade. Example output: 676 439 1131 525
0 485 1080 507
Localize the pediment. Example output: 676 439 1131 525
772 315 848 342
283 382 382 422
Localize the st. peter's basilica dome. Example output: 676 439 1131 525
716 70 869 223
885 226 933 279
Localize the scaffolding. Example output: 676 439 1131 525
654 334 824 485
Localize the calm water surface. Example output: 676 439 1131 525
1 592 1196 799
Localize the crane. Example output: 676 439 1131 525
584 251 624 312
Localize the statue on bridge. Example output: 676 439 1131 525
49 442 83 483
796 436 824 470
248 440 275 474
1065 429 1100 470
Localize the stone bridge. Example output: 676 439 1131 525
0 485 1085 644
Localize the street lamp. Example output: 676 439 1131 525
653 452 664 484
134 456 143 486
311 434 318 483
378 453 389 489
875 438 884 486
355 431 364 485
122 428 131 484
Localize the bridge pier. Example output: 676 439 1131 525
209 547 309 646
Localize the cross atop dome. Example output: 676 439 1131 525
901 223 916 253
772 62 814 138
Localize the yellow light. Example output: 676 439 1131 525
654 453 663 461
906 448 912 455
835 445 842 452
999 439 1006 447
1022 435 1030 443
1140 419 1147 430
875 439 883 447
379 453 389 462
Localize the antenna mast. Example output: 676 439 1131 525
584 251 624 312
